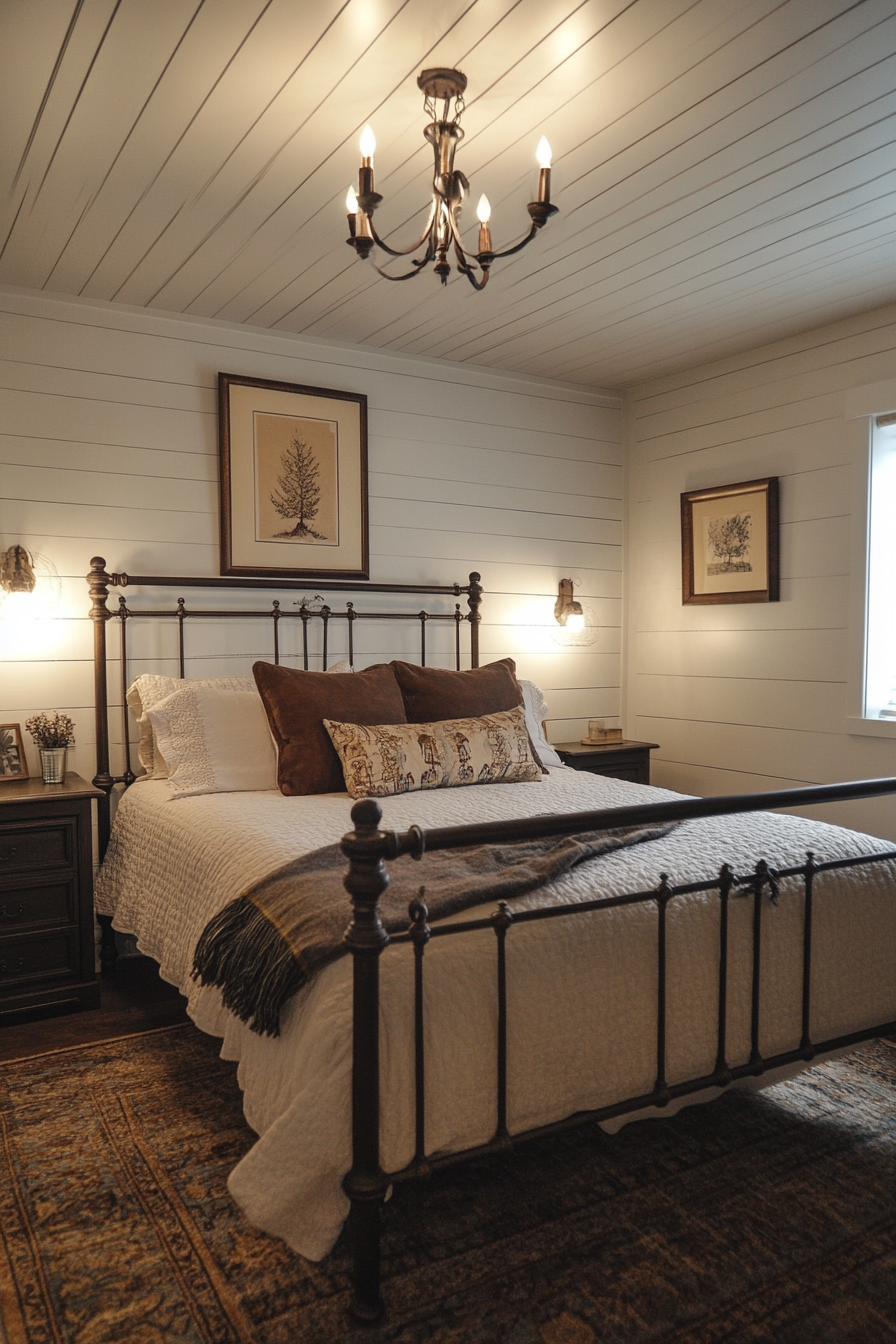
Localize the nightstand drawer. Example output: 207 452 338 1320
0 931 79 989
591 762 644 783
0 881 76 930
0 819 75 875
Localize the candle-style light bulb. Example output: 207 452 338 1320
476 194 492 254
536 137 552 204
359 124 376 161
346 185 358 213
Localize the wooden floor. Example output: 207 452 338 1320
0 958 190 1062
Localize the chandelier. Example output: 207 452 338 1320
345 68 558 291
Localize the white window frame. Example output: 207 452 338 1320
847 390 896 739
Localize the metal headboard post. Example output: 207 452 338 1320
88 557 116 855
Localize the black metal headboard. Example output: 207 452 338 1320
87 557 483 856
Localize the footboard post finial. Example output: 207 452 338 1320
341 797 392 1322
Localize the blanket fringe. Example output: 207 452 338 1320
192 899 304 1038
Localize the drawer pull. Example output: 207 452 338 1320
0 903 24 921
0 845 16 862
0 957 25 975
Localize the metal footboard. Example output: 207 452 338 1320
340 777 896 1320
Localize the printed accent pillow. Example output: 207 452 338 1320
146 687 277 798
324 705 542 799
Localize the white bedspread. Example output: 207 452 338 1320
95 769 896 1260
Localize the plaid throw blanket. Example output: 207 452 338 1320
192 821 676 1036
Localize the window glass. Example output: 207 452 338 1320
865 417 896 719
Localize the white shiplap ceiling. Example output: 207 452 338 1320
2 0 895 389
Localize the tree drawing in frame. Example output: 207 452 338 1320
705 511 752 575
270 436 326 540
681 477 778 605
254 411 339 548
218 371 368 580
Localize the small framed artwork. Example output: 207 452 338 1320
218 372 369 580
0 724 28 779
681 477 779 605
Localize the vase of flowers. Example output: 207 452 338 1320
25 712 75 784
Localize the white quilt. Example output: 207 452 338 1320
95 769 896 1260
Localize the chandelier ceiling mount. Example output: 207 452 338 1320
345 68 558 291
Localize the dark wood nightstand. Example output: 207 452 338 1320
0 772 102 1021
555 740 660 785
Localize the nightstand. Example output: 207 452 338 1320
555 740 660 785
0 772 102 1020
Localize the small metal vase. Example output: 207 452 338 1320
39 747 67 784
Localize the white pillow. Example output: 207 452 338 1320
127 661 352 779
127 674 257 779
146 686 277 798
518 679 564 769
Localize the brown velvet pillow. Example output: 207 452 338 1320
392 657 523 721
253 661 407 796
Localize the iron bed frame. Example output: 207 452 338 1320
86 558 896 1322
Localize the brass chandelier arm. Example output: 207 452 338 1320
371 260 431 282
485 223 540 260
454 242 489 292
368 202 437 258
445 201 538 267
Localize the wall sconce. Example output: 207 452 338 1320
0 545 37 596
0 545 61 636
554 578 584 632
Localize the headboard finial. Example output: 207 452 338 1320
466 572 483 668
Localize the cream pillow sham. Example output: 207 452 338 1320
127 660 352 780
145 686 277 798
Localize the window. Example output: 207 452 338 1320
864 413 896 720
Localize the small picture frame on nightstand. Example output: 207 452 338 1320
0 724 28 779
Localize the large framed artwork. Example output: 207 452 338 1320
681 477 779 605
218 373 369 580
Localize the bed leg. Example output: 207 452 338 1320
342 797 391 1321
97 914 117 978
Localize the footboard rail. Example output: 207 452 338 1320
341 778 896 1320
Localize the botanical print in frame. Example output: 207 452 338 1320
218 373 369 580
0 724 28 779
681 478 779 605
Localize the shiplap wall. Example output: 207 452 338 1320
624 299 896 839
0 286 621 785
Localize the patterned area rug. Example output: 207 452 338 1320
1 1024 895 1343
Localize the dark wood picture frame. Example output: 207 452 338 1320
0 723 29 779
218 372 369 580
681 477 779 605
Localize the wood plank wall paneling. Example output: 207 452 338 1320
624 297 896 837
0 286 621 784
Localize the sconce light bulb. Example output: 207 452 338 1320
346 184 358 213
536 136 552 168
359 124 376 159
476 194 491 223
566 610 585 632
